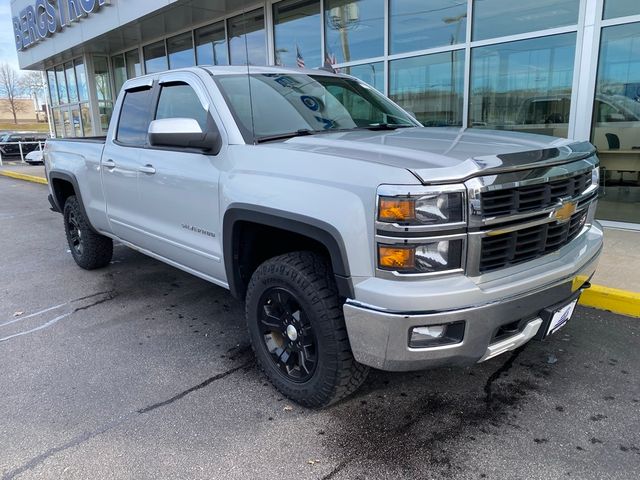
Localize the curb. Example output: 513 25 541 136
579 284 640 318
0 170 48 185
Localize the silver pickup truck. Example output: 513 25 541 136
45 66 603 407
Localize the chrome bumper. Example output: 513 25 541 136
343 223 603 371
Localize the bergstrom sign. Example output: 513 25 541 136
13 0 109 51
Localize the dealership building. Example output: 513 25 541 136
10 0 640 225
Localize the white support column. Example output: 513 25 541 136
265 0 275 65
383 0 389 96
85 54 103 136
571 0 603 141
41 70 55 138
462 0 473 129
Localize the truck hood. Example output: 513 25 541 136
264 127 594 184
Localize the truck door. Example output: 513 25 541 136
134 73 225 282
101 80 154 245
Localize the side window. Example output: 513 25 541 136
116 87 153 145
155 83 208 130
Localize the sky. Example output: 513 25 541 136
0 0 23 71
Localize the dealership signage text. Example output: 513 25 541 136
13 0 109 51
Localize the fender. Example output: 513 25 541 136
223 205 354 299
48 170 98 233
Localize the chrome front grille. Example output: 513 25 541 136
480 170 591 218
479 210 587 272
465 154 599 276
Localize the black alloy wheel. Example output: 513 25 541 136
66 209 84 256
257 287 318 382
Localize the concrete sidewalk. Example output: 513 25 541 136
1 162 638 316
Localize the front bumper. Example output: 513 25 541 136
343 222 603 371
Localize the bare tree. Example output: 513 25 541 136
20 71 46 122
0 63 26 124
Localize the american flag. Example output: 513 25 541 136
323 52 339 73
296 44 305 68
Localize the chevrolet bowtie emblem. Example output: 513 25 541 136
553 200 577 222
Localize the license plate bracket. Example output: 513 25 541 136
536 294 581 340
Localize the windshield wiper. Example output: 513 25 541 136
255 129 315 143
363 123 414 131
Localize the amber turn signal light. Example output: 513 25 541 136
378 246 415 270
378 197 415 222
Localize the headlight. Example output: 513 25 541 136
378 192 463 226
378 239 463 274
591 167 600 187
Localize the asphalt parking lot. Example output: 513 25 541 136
1 178 639 480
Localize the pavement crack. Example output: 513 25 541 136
137 361 253 414
321 459 349 480
1 416 129 480
3 361 253 479
484 346 525 406
73 291 117 312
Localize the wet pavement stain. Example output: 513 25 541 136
321 347 546 478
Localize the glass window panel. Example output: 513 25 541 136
228 8 266 65
390 51 464 126
125 49 142 78
116 88 153 145
71 107 82 137
195 21 228 66
156 83 207 130
469 33 576 137
343 61 384 92
55 65 68 104
62 109 73 137
472 0 580 41
74 59 89 102
65 62 78 103
144 41 168 74
167 32 195 69
604 0 640 19
99 101 113 133
324 0 384 64
80 103 93 136
274 0 321 69
47 70 58 106
390 0 467 54
591 23 640 223
53 108 63 137
112 54 126 95
93 56 112 102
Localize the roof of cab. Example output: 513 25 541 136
199 65 346 78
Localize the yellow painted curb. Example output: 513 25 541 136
0 170 48 185
579 284 640 318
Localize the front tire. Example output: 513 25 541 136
63 195 113 270
246 251 369 408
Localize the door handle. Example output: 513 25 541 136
102 159 116 169
138 164 156 174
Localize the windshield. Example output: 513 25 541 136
215 73 419 142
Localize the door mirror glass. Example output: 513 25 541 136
148 117 221 153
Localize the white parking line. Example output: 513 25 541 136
0 312 72 343
0 303 68 328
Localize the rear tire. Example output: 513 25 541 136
246 251 369 408
63 195 113 270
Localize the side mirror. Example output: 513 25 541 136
148 116 222 154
